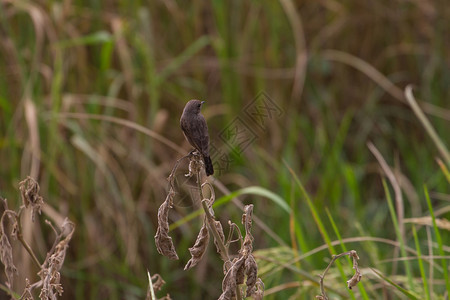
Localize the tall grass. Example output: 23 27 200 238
0 0 449 298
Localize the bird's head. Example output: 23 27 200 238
184 99 205 115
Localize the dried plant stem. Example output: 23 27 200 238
197 172 229 261
316 250 361 300
196 171 242 300
200 200 229 261
168 152 191 188
16 216 41 269
4 209 41 269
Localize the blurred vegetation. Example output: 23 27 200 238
0 0 449 299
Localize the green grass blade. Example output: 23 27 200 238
382 179 414 290
411 225 430 300
404 85 450 165
424 185 450 293
371 268 420 300
283 160 333 252
57 31 113 48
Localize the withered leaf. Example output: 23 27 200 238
19 177 44 222
245 254 258 297
213 220 225 254
0 232 17 289
155 189 179 260
218 256 246 300
184 219 209 270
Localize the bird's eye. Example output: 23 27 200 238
197 104 201 108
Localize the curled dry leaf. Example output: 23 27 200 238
245 254 258 297
151 273 166 292
347 250 362 289
0 227 17 289
252 279 265 300
19 176 44 222
241 205 254 256
213 220 225 254
11 219 19 240
236 258 245 286
218 256 246 300
316 250 362 299
184 218 209 270
155 189 179 260
242 205 254 233
347 269 362 290
146 272 169 300
201 182 215 206
186 152 203 177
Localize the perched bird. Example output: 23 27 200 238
180 99 214 176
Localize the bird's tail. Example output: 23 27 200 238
203 155 214 176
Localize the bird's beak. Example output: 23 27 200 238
201 101 205 105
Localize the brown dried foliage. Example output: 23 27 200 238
0 178 75 299
251 279 265 300
218 205 263 300
156 153 264 300
146 273 172 300
316 250 362 300
213 220 225 254
347 250 362 289
244 254 258 296
0 204 18 289
150 273 166 292
154 152 195 261
187 153 204 177
219 256 246 300
184 218 209 270
154 188 179 260
19 176 44 222
38 219 75 300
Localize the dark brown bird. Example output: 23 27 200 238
180 99 214 176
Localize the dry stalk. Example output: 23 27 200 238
316 250 362 300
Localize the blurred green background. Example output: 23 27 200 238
0 0 449 299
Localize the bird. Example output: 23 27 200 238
180 99 214 176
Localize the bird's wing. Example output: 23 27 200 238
195 115 210 156
181 115 210 156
